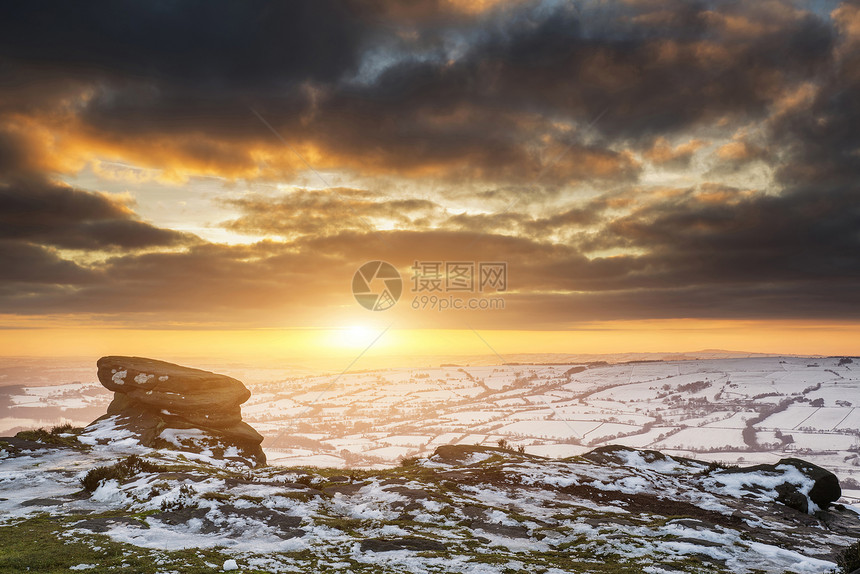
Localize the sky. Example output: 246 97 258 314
1 0 860 363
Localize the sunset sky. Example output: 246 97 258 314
2 0 860 363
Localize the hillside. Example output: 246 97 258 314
6 356 858 496
1 429 858 573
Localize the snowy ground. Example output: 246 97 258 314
249 356 860 499
3 356 860 500
0 434 856 573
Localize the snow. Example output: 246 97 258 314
652 427 746 451
2 355 858 572
362 445 416 460
497 420 597 439
11 355 852 482
223 559 239 571
462 451 493 465
524 444 589 458
78 416 138 447
741 541 836 573
3 433 849 574
263 452 347 467
158 427 208 448
704 464 820 514
91 479 127 504
133 373 154 385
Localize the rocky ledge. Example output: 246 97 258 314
1 442 858 573
84 356 265 466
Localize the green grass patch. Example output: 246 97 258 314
0 515 249 574
81 455 167 493
14 425 86 449
200 491 231 502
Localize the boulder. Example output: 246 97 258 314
87 356 265 466
98 356 250 427
717 457 841 512
360 537 446 552
779 458 841 510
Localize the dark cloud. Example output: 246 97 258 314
0 0 858 328
0 241 352 320
0 241 96 285
3 221 857 327
222 189 442 237
771 15 860 190
0 0 365 87
5 0 834 183
0 131 27 175
495 280 860 328
0 179 193 249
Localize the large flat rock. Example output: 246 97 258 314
92 356 265 460
97 356 251 410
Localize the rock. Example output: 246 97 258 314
583 444 670 464
156 507 219 533
717 457 841 511
87 356 266 466
217 421 264 444
779 458 842 509
98 356 250 427
387 486 432 500
672 537 725 548
462 505 485 519
775 482 809 514
360 537 446 552
21 497 68 507
432 444 507 463
74 516 148 532
432 444 483 463
223 505 303 529
473 521 529 539
323 483 363 496
582 444 699 468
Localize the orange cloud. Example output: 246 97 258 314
644 137 708 167
716 139 767 163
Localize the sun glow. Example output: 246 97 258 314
331 325 379 349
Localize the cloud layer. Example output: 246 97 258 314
1 0 859 329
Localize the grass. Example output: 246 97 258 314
200 491 231 502
81 455 167 492
14 424 86 449
0 515 257 574
697 460 740 475
271 490 317 502
7 517 697 574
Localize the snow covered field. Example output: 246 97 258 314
3 355 860 500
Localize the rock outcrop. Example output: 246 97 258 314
719 457 841 513
582 444 841 515
87 356 265 466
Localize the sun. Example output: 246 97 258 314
331 325 377 349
